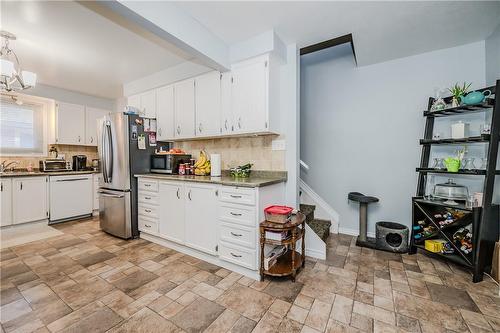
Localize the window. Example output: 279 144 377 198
0 96 47 156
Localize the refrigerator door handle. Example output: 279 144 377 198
101 121 108 183
104 121 114 182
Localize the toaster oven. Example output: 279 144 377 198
39 159 72 172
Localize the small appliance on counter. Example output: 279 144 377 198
39 159 72 172
91 159 100 171
151 153 192 174
72 155 87 171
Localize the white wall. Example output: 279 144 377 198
486 23 500 86
300 41 486 235
27 83 115 110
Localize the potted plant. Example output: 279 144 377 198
448 82 472 107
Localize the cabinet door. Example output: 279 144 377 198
156 85 175 141
232 59 267 134
56 102 85 144
174 78 195 139
85 107 109 146
185 184 218 255
195 71 221 137
1 179 12 226
221 72 233 134
128 94 141 110
141 90 156 119
159 182 185 244
13 177 47 224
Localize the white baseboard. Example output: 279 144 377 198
305 247 326 260
338 226 375 238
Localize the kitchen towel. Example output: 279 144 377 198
210 154 221 177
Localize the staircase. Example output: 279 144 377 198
300 204 331 242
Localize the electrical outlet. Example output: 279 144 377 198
272 139 286 151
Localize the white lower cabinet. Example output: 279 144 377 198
12 177 48 224
137 177 285 278
158 182 185 244
184 183 218 255
1 179 12 227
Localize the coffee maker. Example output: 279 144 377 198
72 155 87 171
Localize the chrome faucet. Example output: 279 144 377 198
0 160 19 172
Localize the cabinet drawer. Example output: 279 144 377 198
219 204 255 227
219 241 256 270
138 203 158 219
139 216 158 234
219 187 255 206
220 222 255 249
138 179 158 192
138 191 159 205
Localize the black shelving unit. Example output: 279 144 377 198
410 80 500 283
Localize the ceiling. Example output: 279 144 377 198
174 1 500 66
0 1 192 99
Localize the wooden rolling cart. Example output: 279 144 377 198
259 212 306 282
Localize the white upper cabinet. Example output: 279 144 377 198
56 102 86 145
174 78 196 139
127 90 156 118
195 71 221 137
85 107 109 146
231 55 270 134
156 85 175 141
221 72 233 135
140 90 156 119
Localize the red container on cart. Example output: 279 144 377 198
264 205 293 223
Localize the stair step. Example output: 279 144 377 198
307 218 331 243
299 204 316 223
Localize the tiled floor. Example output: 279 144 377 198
1 217 499 333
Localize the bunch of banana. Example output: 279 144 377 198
194 150 211 175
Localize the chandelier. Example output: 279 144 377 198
1 31 37 92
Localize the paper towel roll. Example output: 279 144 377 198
210 154 221 177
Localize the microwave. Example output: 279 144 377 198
39 159 72 172
150 154 192 174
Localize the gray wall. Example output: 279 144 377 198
300 41 486 235
486 23 500 86
28 83 115 110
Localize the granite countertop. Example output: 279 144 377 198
135 171 287 188
0 170 99 178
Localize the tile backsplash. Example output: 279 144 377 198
176 135 285 171
0 145 98 169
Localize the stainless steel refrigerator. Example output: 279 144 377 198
96 113 161 239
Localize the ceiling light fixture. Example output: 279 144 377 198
1 30 37 92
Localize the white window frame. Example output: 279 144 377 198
0 93 53 157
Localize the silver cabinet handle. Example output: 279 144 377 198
230 232 242 237
230 195 242 198
20 182 23 190
238 117 241 129
56 178 88 182
78 135 81 142
188 190 192 200
1 183 2 192
230 212 242 216
198 123 202 133
177 126 181 135
90 137 93 143
98 190 124 198
176 188 180 199
145 224 151 228
144 196 151 200
230 252 242 258
144 209 151 213
144 184 151 187
224 119 228 130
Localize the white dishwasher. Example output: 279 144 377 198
49 174 93 223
